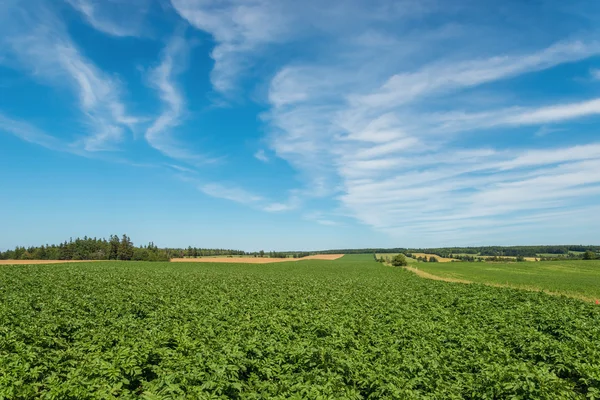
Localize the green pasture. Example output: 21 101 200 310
414 259 600 301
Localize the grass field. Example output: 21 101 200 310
1 255 599 398
412 259 600 301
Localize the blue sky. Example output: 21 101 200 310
1 0 600 251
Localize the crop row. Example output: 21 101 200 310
0 256 599 399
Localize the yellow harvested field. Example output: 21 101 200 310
412 253 455 262
171 254 344 263
0 260 104 265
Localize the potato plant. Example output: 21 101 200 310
0 255 599 399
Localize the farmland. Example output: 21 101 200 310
411 259 600 301
171 254 344 264
1 255 599 399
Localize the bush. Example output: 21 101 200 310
391 254 408 267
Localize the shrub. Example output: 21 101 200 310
391 254 408 267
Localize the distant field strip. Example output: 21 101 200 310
411 253 455 262
0 255 345 265
377 253 455 262
408 260 600 302
171 254 345 263
0 260 104 265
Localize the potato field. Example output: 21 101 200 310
1 255 599 399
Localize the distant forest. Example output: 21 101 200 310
0 235 247 261
1 238 598 262
0 235 309 261
314 245 600 259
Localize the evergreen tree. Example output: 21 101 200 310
118 234 134 261
109 235 120 260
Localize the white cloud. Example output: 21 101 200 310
145 35 194 160
592 68 600 80
254 149 269 162
263 202 292 212
429 98 600 134
170 0 441 95
194 179 300 213
0 113 74 153
200 183 264 204
534 126 564 137
304 211 339 226
315 219 337 226
66 0 149 37
351 40 600 110
0 2 138 151
170 0 294 93
264 32 600 244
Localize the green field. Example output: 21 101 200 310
413 259 600 301
1 255 599 398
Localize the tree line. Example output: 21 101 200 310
314 245 599 258
0 235 248 262
416 245 599 258
0 236 317 261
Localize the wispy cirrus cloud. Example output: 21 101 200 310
254 149 269 162
258 1 600 243
170 0 294 93
0 1 139 152
0 113 76 154
350 40 600 111
144 34 223 165
145 34 196 161
170 0 441 95
66 0 149 37
199 182 299 213
200 183 264 204
418 97 600 136
177 174 298 213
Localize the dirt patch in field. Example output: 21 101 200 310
412 253 455 262
405 266 472 284
171 254 345 264
300 254 345 260
0 260 103 265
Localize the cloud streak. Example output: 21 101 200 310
0 113 75 153
145 35 193 160
1 1 139 152
261 9 600 244
66 0 149 37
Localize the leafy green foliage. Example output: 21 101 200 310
0 235 245 262
391 254 408 266
1 255 599 398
